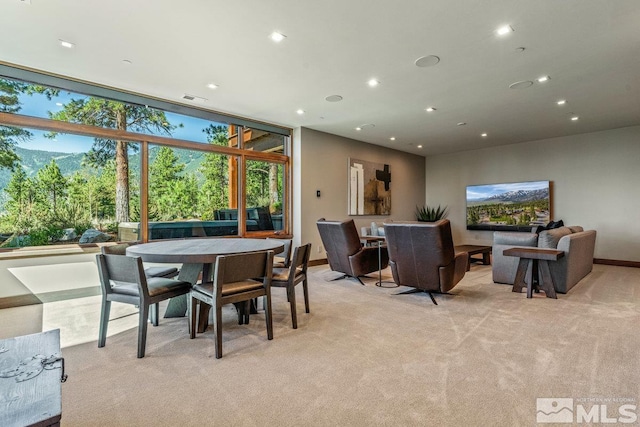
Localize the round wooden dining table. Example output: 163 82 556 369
126 237 284 331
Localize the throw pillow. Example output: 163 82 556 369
538 227 572 248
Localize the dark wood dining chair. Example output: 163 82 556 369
95 254 192 358
270 243 312 329
101 243 179 279
268 238 292 268
189 250 274 359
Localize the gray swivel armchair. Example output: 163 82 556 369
384 220 467 304
316 218 388 285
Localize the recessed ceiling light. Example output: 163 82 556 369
496 25 514 36
389 137 396 141
571 116 579 121
509 80 533 89
537 76 550 83
269 31 286 42
206 83 218 89
425 107 436 112
457 122 467 126
557 100 567 105
355 127 362 131
325 95 343 102
414 55 440 67
417 145 423 148
296 109 305 115
481 133 488 137
367 79 380 87
516 47 526 53
59 39 75 48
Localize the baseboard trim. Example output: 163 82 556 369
309 258 328 267
594 258 640 268
0 294 42 310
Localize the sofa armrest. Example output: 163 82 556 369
551 230 596 293
494 231 538 246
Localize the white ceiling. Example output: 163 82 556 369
2 0 640 156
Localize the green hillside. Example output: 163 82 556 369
0 146 205 211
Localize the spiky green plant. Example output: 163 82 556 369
416 205 449 222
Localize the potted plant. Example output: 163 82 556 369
416 205 448 222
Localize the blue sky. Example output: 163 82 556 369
466 180 549 201
16 90 218 153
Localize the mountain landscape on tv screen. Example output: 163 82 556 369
466 183 550 229
480 188 549 203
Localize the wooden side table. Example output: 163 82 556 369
455 245 492 271
503 247 564 299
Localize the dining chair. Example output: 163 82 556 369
268 238 292 268
189 250 274 359
270 243 312 329
101 243 179 279
95 254 192 358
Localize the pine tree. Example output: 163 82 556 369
36 159 67 216
48 98 178 222
199 125 230 219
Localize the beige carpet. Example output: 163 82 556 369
59 264 640 426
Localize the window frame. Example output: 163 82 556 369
0 65 292 248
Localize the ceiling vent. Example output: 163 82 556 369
182 94 207 103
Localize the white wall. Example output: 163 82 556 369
296 128 426 260
424 126 640 262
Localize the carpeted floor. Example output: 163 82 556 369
59 263 640 426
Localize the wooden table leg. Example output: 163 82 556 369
483 251 491 265
512 258 530 294
538 260 558 299
527 259 538 298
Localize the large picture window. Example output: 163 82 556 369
0 69 291 249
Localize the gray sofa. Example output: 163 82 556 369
492 226 596 293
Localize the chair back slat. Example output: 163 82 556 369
96 254 148 297
214 250 274 289
291 243 312 273
101 243 132 256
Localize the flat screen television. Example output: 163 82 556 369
466 180 551 231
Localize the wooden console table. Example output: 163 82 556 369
455 245 492 271
503 247 564 299
0 329 64 427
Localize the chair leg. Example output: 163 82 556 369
214 303 223 359
394 288 423 295
428 292 438 305
150 303 159 326
98 299 111 348
138 303 149 358
235 303 244 325
302 279 310 313
265 290 274 340
189 297 197 339
394 288 438 305
287 286 298 329
244 300 251 325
